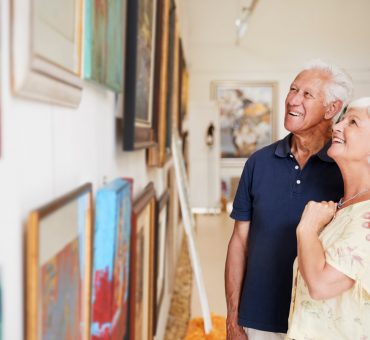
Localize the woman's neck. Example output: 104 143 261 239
337 161 370 208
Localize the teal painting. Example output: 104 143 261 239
84 0 125 92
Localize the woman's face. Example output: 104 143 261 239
328 107 370 163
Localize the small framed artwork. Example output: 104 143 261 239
123 0 158 150
147 0 171 166
211 81 278 159
11 0 83 107
130 183 156 340
91 178 133 339
153 190 169 334
84 0 127 92
26 183 93 340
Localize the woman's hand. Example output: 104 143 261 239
298 201 336 234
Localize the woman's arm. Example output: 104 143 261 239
297 201 355 300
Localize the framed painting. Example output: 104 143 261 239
165 0 176 145
130 183 156 340
91 178 133 340
11 0 83 107
178 41 189 136
26 183 93 340
147 0 171 166
123 0 158 150
211 81 278 159
153 190 169 335
84 0 126 92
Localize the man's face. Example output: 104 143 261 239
284 70 330 134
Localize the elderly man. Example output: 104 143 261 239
225 60 353 340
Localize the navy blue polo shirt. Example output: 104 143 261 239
230 134 343 333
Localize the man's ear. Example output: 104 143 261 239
324 100 343 120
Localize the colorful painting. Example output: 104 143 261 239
91 178 132 340
130 183 156 340
26 183 93 340
123 0 157 150
84 0 125 92
41 240 81 339
211 82 277 158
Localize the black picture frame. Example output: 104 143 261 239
123 0 158 150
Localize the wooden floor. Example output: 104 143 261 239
191 212 233 318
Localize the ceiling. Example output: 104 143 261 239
178 0 370 72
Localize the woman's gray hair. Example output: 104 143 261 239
347 97 370 116
303 59 353 120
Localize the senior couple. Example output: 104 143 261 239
225 60 370 340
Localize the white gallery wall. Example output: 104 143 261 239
0 0 177 339
179 0 370 210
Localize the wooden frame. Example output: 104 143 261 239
211 81 278 159
147 0 171 166
91 178 132 339
130 183 156 340
26 183 93 340
11 0 83 107
123 0 158 150
153 190 169 335
84 0 127 92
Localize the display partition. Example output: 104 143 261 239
171 132 212 334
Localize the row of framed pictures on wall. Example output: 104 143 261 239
26 174 179 340
11 0 189 156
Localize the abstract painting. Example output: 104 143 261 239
26 183 93 340
84 0 126 92
211 81 277 158
91 178 132 340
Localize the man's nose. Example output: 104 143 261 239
288 92 303 106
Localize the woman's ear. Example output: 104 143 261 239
325 100 343 120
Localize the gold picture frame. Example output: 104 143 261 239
26 183 93 340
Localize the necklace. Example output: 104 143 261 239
337 188 370 209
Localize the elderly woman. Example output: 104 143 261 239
287 97 370 339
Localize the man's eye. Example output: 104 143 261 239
349 119 357 125
290 87 298 92
304 92 313 99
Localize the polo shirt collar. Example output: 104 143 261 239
275 133 335 163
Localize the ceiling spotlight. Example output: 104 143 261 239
235 0 258 45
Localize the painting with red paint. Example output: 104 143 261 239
41 239 82 339
91 179 133 340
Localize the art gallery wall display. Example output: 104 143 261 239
91 178 133 340
123 0 158 150
130 182 156 340
211 81 278 159
11 0 83 107
84 0 126 92
147 0 171 166
153 190 169 335
26 183 93 340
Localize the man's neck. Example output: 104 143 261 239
291 126 331 168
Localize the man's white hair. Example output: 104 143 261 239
303 59 353 120
347 97 370 116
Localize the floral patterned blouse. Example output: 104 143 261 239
287 200 370 340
